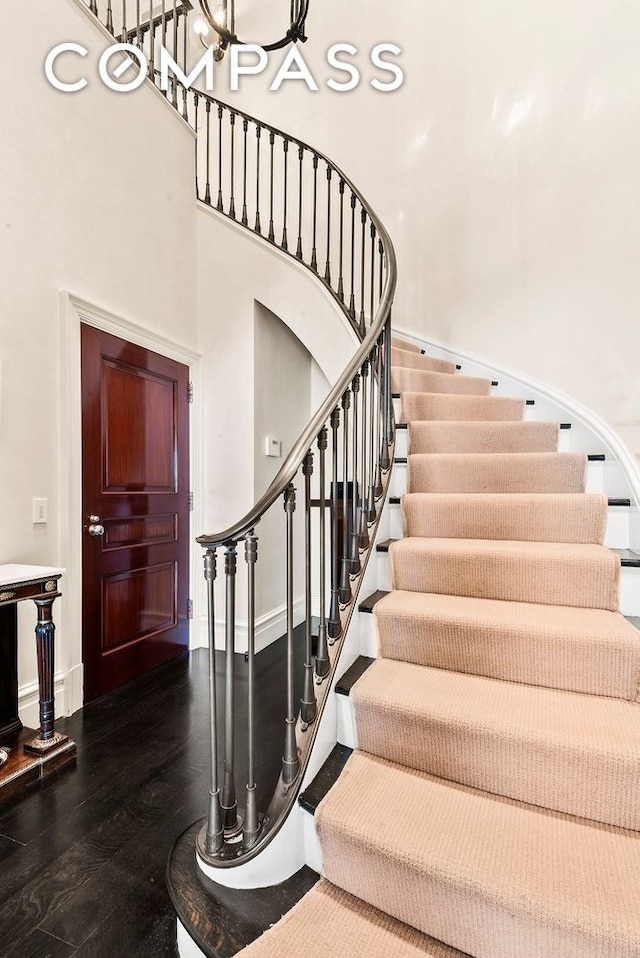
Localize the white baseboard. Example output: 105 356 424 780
19 674 66 728
66 663 84 716
18 662 84 727
195 597 306 655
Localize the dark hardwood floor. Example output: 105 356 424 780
0 639 304 958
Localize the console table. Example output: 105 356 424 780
0 565 76 799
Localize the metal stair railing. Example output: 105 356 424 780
81 0 397 871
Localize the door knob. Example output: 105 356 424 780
88 516 105 537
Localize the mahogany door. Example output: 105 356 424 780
81 325 190 701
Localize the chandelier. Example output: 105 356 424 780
194 0 311 61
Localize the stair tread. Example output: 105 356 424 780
391 347 457 376
400 493 608 544
391 536 618 559
615 549 640 567
352 658 640 829
392 369 493 396
316 751 640 958
374 591 640 699
237 880 471 958
406 452 587 495
391 337 423 354
335 657 376 695
299 744 352 816
376 539 396 552
405 421 561 455
356 656 640 745
390 538 620 611
376 589 639 636
401 393 526 423
358 590 390 613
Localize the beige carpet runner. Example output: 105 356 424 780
240 334 640 958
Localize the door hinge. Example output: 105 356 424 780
187 599 194 619
187 382 194 403
187 492 194 512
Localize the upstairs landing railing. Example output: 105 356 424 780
82 0 397 871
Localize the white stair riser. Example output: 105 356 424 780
377 552 392 591
359 612 377 657
377 551 640 616
336 692 357 749
303 805 324 874
620 567 640 616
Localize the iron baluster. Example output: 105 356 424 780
358 360 370 549
268 133 275 242
217 106 224 212
255 125 262 234
368 343 379 520
350 374 361 575
229 112 237 220
381 321 393 471
194 93 200 200
338 389 352 605
89 0 98 16
311 155 319 271
243 534 260 849
282 484 300 785
148 0 155 77
221 544 239 833
349 192 357 322
379 237 384 300
295 146 304 260
337 179 345 302
315 426 330 678
172 0 179 108
106 1 114 35
324 166 332 285
370 222 377 328
282 138 289 251
122 0 127 42
300 452 317 726
327 408 341 641
182 13 188 118
373 337 384 497
204 99 211 205
241 119 249 227
203 550 223 855
161 0 166 51
359 207 367 335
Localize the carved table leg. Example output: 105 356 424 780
24 596 68 755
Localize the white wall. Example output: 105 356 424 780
208 0 640 463
253 304 311 621
196 206 357 537
196 207 351 652
0 0 198 721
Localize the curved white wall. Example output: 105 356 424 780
196 205 357 535
213 0 640 464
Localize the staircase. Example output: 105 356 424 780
75 4 640 954
232 336 640 958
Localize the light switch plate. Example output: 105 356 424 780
32 498 48 524
264 437 282 458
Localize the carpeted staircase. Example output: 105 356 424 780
237 334 640 958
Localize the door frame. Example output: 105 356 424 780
59 291 203 715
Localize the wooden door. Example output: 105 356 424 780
81 325 190 701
